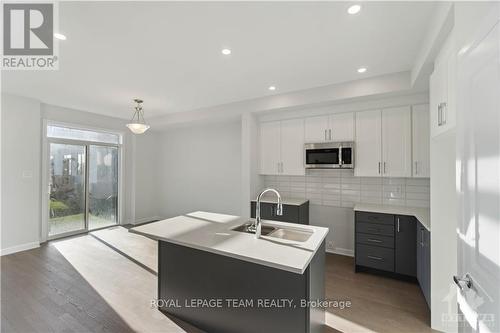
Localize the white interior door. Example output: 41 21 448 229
280 118 305 176
412 105 430 178
260 121 281 175
354 110 382 177
329 112 354 142
304 115 328 143
381 106 412 177
456 12 500 332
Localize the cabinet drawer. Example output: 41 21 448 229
356 244 394 272
355 211 394 225
356 222 394 237
356 233 394 248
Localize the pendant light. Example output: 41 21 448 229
126 98 150 134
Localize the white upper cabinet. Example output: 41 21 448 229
280 118 305 175
412 105 430 178
304 115 329 143
260 121 281 175
355 110 382 177
430 31 456 138
260 119 305 176
330 113 354 141
382 106 412 178
304 112 354 143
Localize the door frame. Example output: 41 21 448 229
41 120 124 242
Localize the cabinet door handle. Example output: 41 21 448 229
397 218 400 232
415 161 418 175
329 129 332 140
324 129 327 141
453 273 473 291
367 255 383 261
367 238 383 243
441 102 447 125
378 162 381 174
383 162 386 174
438 104 442 126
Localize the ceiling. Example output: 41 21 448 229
2 2 436 119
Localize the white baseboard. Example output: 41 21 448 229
133 216 163 225
326 247 354 257
1 242 40 256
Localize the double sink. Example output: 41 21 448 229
233 222 313 242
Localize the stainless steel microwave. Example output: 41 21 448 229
304 142 354 169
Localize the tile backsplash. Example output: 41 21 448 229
262 169 430 208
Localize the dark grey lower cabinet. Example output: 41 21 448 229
417 222 431 308
250 201 309 225
158 240 325 333
395 215 417 276
355 211 430 310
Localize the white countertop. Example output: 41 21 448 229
129 211 328 275
251 197 309 206
354 203 430 231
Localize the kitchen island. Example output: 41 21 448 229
130 211 328 333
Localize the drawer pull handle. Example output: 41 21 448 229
367 255 383 261
367 239 382 243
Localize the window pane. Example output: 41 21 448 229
47 125 121 144
88 145 119 230
49 143 86 236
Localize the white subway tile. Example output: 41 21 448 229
341 183 361 191
406 192 430 200
323 199 341 207
360 196 383 204
405 199 430 207
383 178 406 185
361 183 383 191
323 193 341 201
383 198 406 206
360 177 383 185
405 185 430 193
324 183 342 190
406 178 430 186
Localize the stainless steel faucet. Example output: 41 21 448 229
252 188 283 239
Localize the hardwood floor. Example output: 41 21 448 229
1 236 432 333
325 254 433 333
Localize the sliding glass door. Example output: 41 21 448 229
48 143 87 237
88 145 119 230
46 125 121 239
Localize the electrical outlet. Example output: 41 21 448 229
327 241 334 250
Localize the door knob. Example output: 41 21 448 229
453 273 472 291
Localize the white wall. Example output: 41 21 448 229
1 94 41 254
156 118 242 218
134 131 161 223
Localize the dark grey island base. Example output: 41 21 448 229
158 240 325 333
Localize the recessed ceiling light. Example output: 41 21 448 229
357 67 367 73
268 86 276 91
347 4 361 15
221 48 231 55
54 33 67 40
